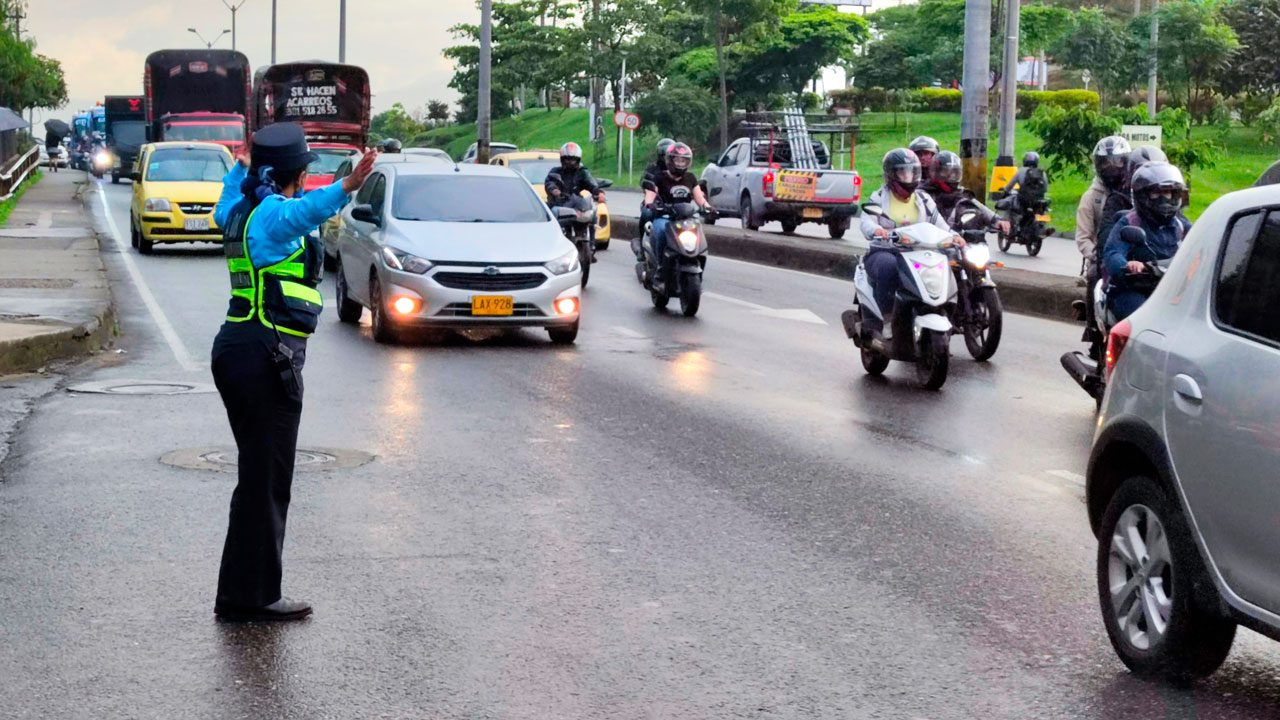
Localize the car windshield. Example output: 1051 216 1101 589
507 158 559 184
393 175 548 223
145 148 231 182
308 149 357 175
164 123 245 142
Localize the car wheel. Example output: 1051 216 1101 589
829 219 848 240
548 320 579 345
137 224 154 255
740 195 760 231
323 247 338 272
369 274 399 344
1098 476 1236 683
129 215 139 249
111 172 120 184
781 221 798 235
335 257 363 324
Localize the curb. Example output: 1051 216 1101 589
0 182 117 375
612 217 1079 322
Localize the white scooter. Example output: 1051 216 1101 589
841 204 958 390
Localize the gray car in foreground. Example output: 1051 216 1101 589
1088 184 1280 682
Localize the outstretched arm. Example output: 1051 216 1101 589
214 162 248 229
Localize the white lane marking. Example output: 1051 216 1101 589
96 183 202 373
1046 470 1086 486
703 291 828 325
715 254 855 286
612 326 646 339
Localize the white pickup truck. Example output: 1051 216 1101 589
702 136 863 239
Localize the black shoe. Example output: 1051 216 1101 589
215 597 313 622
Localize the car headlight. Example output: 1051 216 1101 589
677 229 699 253
381 247 432 274
143 198 171 212
966 243 990 269
544 248 580 275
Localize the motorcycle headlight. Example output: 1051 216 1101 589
966 243 990 269
677 229 699 253
143 198 171 212
576 209 595 223
94 151 111 167
921 263 947 297
544 248 580 275
381 247 433 274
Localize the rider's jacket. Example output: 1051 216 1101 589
860 185 949 249
545 165 601 204
1102 210 1191 289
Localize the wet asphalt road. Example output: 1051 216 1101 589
2 180 1280 718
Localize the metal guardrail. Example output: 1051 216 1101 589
0 145 40 202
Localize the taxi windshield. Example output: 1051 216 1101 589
506 158 559 184
145 148 231 182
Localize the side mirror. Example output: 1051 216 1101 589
861 203 885 218
351 204 380 226
597 179 613 189
129 171 141 182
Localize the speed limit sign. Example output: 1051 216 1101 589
624 113 641 131
613 110 628 128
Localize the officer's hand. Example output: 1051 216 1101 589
343 151 378 194
234 146 250 168
1126 260 1146 275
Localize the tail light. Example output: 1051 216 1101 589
853 174 863 200
762 170 775 198
1105 319 1132 380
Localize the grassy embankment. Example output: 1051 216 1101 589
0 169 42 227
417 109 1276 233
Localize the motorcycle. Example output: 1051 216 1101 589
994 184 1052 256
948 199 1005 362
1060 226 1170 407
636 200 711 317
89 135 111 179
841 204 958 390
550 180 611 288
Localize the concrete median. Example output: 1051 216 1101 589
612 216 1080 322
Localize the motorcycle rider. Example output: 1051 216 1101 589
1101 162 1191 321
921 150 1009 234
546 142 606 207
1097 145 1167 252
860 148 957 337
909 136 940 180
1075 136 1131 280
642 142 711 269
376 138 402 154
635 138 676 259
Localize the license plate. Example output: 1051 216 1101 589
184 218 210 231
1035 214 1051 222
802 207 824 219
471 296 514 316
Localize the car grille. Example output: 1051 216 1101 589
437 302 545 318
432 271 546 291
178 203 214 215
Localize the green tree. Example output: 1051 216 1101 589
370 103 424 143
1132 0 1238 114
0 28 67 112
1218 0 1280 102
1048 8 1139 107
735 6 868 103
848 0 966 89
578 0 667 110
1026 104 1122 177
633 80 720 152
426 100 451 124
1019 4 1072 55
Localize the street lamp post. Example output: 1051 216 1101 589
222 0 249 52
476 0 493 164
339 0 347 62
959 0 993 197
271 0 277 63
188 27 231 49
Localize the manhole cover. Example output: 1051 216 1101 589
68 380 217 395
160 446 375 473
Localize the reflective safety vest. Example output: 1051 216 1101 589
223 200 324 338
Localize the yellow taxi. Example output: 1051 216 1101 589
128 141 234 254
491 150 611 248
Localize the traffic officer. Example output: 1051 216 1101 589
210 123 375 621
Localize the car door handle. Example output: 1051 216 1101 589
1173 374 1203 403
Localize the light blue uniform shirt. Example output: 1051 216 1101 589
214 163 349 266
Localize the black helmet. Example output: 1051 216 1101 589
559 141 583 171
378 138 402 153
656 137 675 165
908 136 940 158
930 151 962 188
1022 151 1040 168
666 142 693 174
1092 135 1132 189
1125 145 1167 185
883 148 922 199
1131 162 1187 225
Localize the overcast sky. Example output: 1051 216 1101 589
25 0 476 124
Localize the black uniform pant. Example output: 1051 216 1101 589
211 323 305 608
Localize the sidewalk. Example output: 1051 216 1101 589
0 171 114 374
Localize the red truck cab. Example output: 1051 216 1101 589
145 49 251 154
158 112 247 154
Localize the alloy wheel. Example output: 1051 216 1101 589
1108 504 1173 651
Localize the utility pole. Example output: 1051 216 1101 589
271 0 277 63
222 0 248 52
477 0 493 164
995 0 1019 171
1147 0 1159 119
339 0 347 62
960 0 992 199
